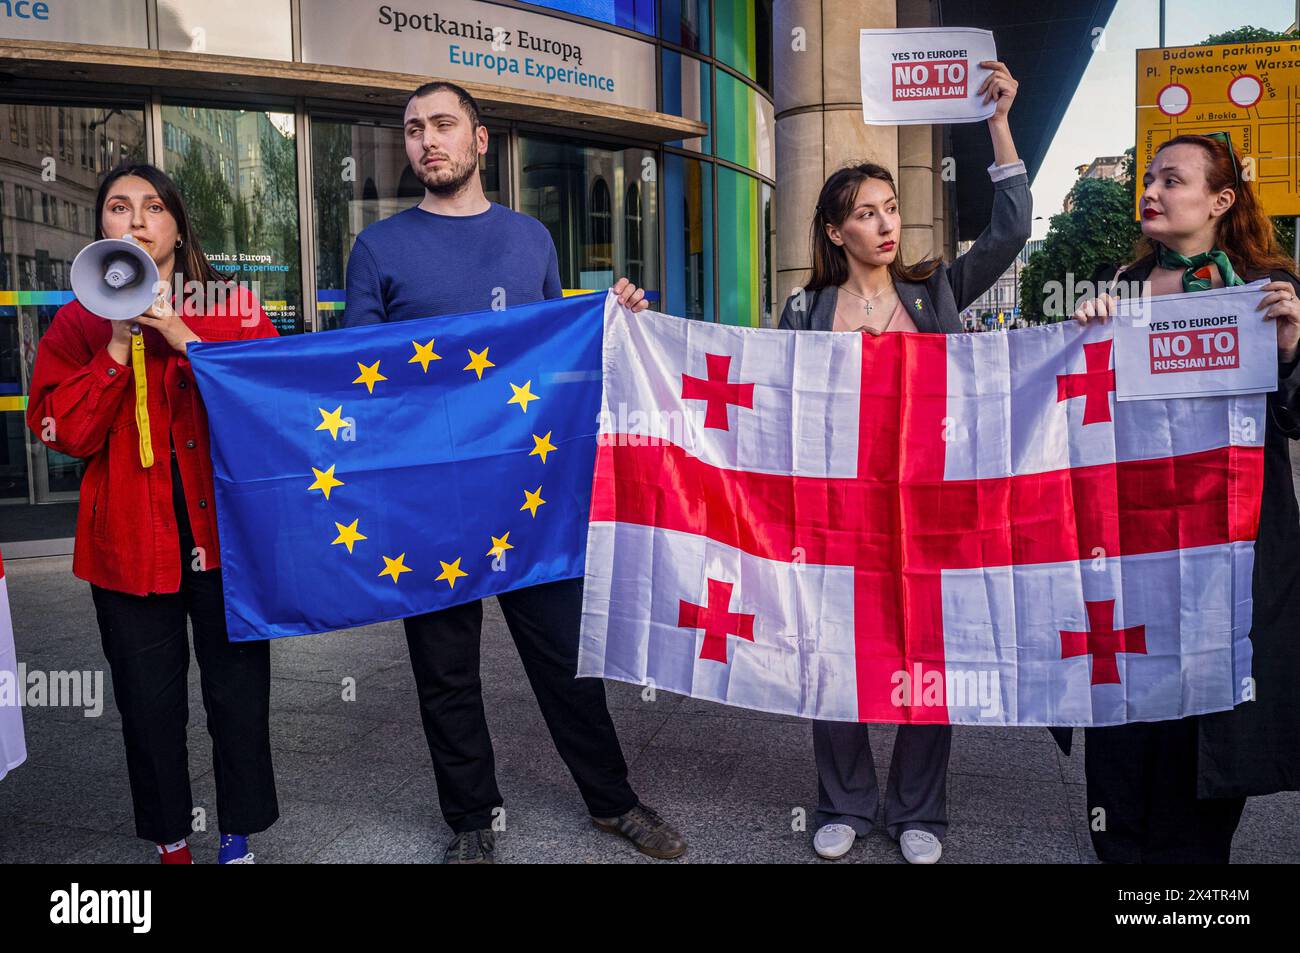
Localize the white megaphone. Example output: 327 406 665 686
69 236 162 320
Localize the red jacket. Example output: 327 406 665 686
27 287 278 596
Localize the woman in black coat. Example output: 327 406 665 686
1068 131 1300 862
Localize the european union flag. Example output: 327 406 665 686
188 294 605 640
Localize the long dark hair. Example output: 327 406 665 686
1134 134 1293 277
807 163 943 292
93 163 229 289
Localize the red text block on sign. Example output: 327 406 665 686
892 59 969 101
1149 327 1240 374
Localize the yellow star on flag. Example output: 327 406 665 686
436 557 469 589
508 380 539 413
486 532 514 560
353 360 388 394
521 486 545 518
316 405 347 440
464 347 495 380
331 518 367 554
409 339 442 372
530 431 556 463
308 465 344 500
379 553 413 583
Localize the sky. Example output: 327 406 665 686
1029 0 1298 238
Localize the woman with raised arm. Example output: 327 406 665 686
779 61 1032 863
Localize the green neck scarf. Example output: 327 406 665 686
1156 245 1243 292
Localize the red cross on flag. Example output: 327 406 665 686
577 297 1263 726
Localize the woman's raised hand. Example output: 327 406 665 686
977 60 1018 119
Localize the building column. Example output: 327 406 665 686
774 0 952 301
897 122 935 265
773 0 899 301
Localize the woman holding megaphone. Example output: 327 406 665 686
26 163 280 864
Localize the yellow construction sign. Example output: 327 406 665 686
1136 39 1300 218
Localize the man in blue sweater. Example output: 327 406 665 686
343 81 684 864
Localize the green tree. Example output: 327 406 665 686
1020 150 1142 322
312 123 354 291
1202 26 1293 45
170 140 232 258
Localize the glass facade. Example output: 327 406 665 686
663 153 712 322
0 101 146 504
714 69 773 177
714 0 771 91
661 0 709 53
661 50 710 153
660 1 774 329
0 1 775 511
522 0 657 35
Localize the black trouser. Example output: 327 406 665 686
813 722 951 840
90 455 278 844
1085 718 1245 864
403 578 637 833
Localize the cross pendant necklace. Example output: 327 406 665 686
837 283 898 336
839 283 890 315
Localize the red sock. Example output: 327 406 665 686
157 839 193 865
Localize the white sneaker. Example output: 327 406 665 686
813 823 857 860
899 829 942 864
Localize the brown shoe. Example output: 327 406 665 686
592 803 687 860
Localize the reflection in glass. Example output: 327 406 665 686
624 182 644 287
715 0 771 92
660 0 709 53
716 69 774 178
311 119 504 331
663 153 712 322
521 0 656 35
589 178 612 282
519 135 658 299
718 165 759 326
162 105 302 334
661 50 710 153
760 181 774 327
0 101 146 502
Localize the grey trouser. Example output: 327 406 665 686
813 721 951 840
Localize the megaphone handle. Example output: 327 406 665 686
131 330 155 469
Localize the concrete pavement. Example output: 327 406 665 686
1 554 1295 864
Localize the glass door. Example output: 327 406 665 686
517 133 659 300
160 103 303 334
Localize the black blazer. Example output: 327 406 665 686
777 170 1033 336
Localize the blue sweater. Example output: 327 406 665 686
342 203 562 326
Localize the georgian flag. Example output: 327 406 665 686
577 298 1262 726
0 546 26 779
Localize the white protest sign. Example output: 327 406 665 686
859 28 998 126
1113 281 1278 400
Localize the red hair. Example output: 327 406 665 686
1136 134 1293 277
